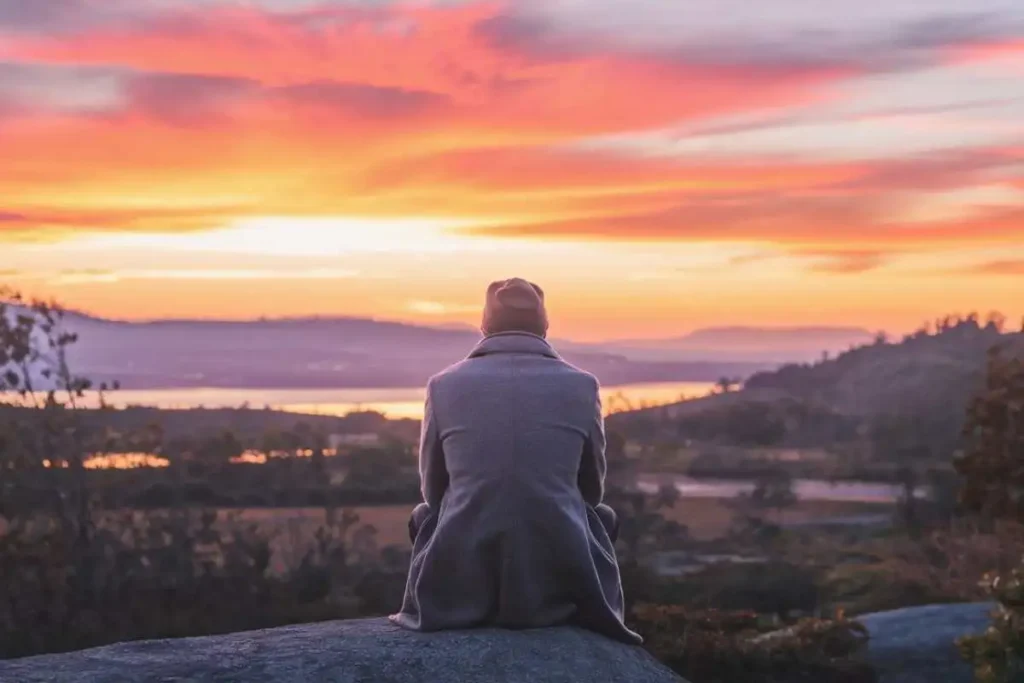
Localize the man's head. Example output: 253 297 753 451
481 278 549 338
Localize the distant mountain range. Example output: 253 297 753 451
582 326 875 363
47 312 846 390
4 307 886 390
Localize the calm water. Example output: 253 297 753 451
636 473 922 504
100 381 716 419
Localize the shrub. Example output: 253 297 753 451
632 604 876 683
958 561 1024 683
954 347 1024 682
0 508 400 659
956 347 1024 520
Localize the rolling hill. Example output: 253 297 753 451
597 326 874 363
47 312 776 390
609 316 1024 456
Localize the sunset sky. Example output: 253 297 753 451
2 0 1023 341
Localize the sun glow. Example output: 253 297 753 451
66 217 499 256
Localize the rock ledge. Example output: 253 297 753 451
861 602 993 683
0 618 682 683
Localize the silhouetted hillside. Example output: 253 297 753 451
594 326 874 362
610 315 1024 460
744 316 1023 417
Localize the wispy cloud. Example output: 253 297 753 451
803 251 889 274
959 259 1024 275
462 192 1024 249
49 268 361 285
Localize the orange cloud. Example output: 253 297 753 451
1 3 849 141
1 1 1021 268
802 250 889 274
465 201 1024 250
358 147 871 197
0 206 244 240
0 0 867 246
963 260 1024 275
952 38 1024 62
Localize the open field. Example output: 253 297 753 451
217 498 893 572
660 498 892 540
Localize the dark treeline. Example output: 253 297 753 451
610 312 1024 486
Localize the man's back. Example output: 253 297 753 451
430 334 600 502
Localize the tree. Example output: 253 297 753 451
715 377 741 394
954 347 1024 682
985 311 1007 333
955 347 1024 520
653 482 680 511
0 288 104 609
343 444 415 491
196 430 245 467
604 429 635 488
747 468 798 523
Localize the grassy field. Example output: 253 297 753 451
6 497 892 577
661 498 891 540
220 497 893 573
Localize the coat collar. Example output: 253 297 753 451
468 332 561 359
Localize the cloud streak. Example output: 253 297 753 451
961 259 1024 275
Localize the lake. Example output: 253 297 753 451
99 381 717 419
636 473 923 504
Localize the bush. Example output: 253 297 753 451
632 604 876 683
684 562 820 617
953 347 1024 682
0 509 402 659
958 560 1024 683
956 347 1024 520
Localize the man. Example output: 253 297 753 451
390 278 641 644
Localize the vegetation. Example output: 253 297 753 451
956 348 1024 520
632 604 875 683
956 348 1024 683
611 313 1023 484
6 288 1024 683
959 566 1024 683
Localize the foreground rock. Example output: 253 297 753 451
1 603 996 683
0 618 683 683
861 602 994 683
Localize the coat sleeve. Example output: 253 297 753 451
578 379 607 507
419 381 449 509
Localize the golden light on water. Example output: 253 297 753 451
230 451 269 465
83 453 171 469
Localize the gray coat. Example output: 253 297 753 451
390 332 641 644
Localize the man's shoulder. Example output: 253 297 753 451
558 360 600 386
427 360 470 388
429 356 599 392
553 361 600 393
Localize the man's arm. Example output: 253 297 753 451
579 379 607 507
419 381 449 509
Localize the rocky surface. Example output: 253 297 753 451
861 602 994 683
0 618 683 683
0 603 997 683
